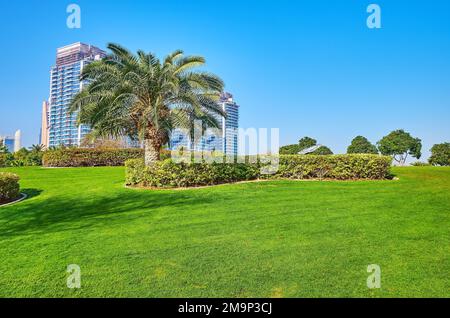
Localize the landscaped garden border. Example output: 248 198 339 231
42 148 145 167
126 154 392 189
0 193 27 207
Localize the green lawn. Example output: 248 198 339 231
0 166 448 298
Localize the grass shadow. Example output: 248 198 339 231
21 188 43 199
0 189 224 238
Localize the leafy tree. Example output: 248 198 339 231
298 137 317 151
280 144 300 155
0 144 9 154
377 130 422 165
311 146 333 155
70 43 225 166
26 144 45 166
429 142 450 166
280 137 332 155
14 147 30 161
347 136 378 154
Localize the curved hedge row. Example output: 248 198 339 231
0 172 20 204
126 154 392 188
42 148 145 167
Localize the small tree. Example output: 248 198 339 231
347 136 378 154
298 137 317 151
311 146 333 155
280 144 300 155
14 148 30 161
281 137 332 155
377 130 422 165
429 142 450 166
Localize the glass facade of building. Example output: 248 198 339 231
2 138 15 153
0 130 21 153
170 93 239 156
47 43 105 147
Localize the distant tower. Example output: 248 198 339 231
14 130 21 152
40 101 49 148
218 92 239 156
47 43 106 147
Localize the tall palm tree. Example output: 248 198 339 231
69 43 226 165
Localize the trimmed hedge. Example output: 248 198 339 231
43 148 144 167
0 172 20 204
275 155 392 180
126 159 260 188
126 154 392 188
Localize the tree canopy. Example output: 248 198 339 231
279 144 300 155
280 137 333 155
298 137 317 151
377 130 422 165
347 136 378 154
429 142 450 166
311 146 333 155
70 43 225 165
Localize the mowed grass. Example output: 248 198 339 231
0 166 448 298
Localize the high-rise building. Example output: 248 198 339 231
170 92 239 156
14 130 21 152
0 130 21 153
46 43 106 147
40 101 49 148
220 92 239 156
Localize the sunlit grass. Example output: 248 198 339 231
0 166 448 297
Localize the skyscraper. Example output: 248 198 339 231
40 101 49 148
46 43 106 147
220 92 239 156
0 130 21 153
170 92 239 156
14 130 21 152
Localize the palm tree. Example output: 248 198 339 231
69 43 226 166
29 144 45 152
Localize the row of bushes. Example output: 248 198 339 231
126 154 392 188
42 148 145 167
0 151 43 167
275 154 392 180
126 159 260 188
0 173 20 204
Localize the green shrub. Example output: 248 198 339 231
411 161 431 167
0 173 20 204
25 151 44 166
43 148 144 167
0 149 44 167
126 154 392 188
275 155 391 180
0 153 14 167
126 159 260 188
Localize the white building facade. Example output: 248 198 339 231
46 43 106 147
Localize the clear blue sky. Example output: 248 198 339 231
0 0 449 160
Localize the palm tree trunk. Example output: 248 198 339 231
144 139 160 166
